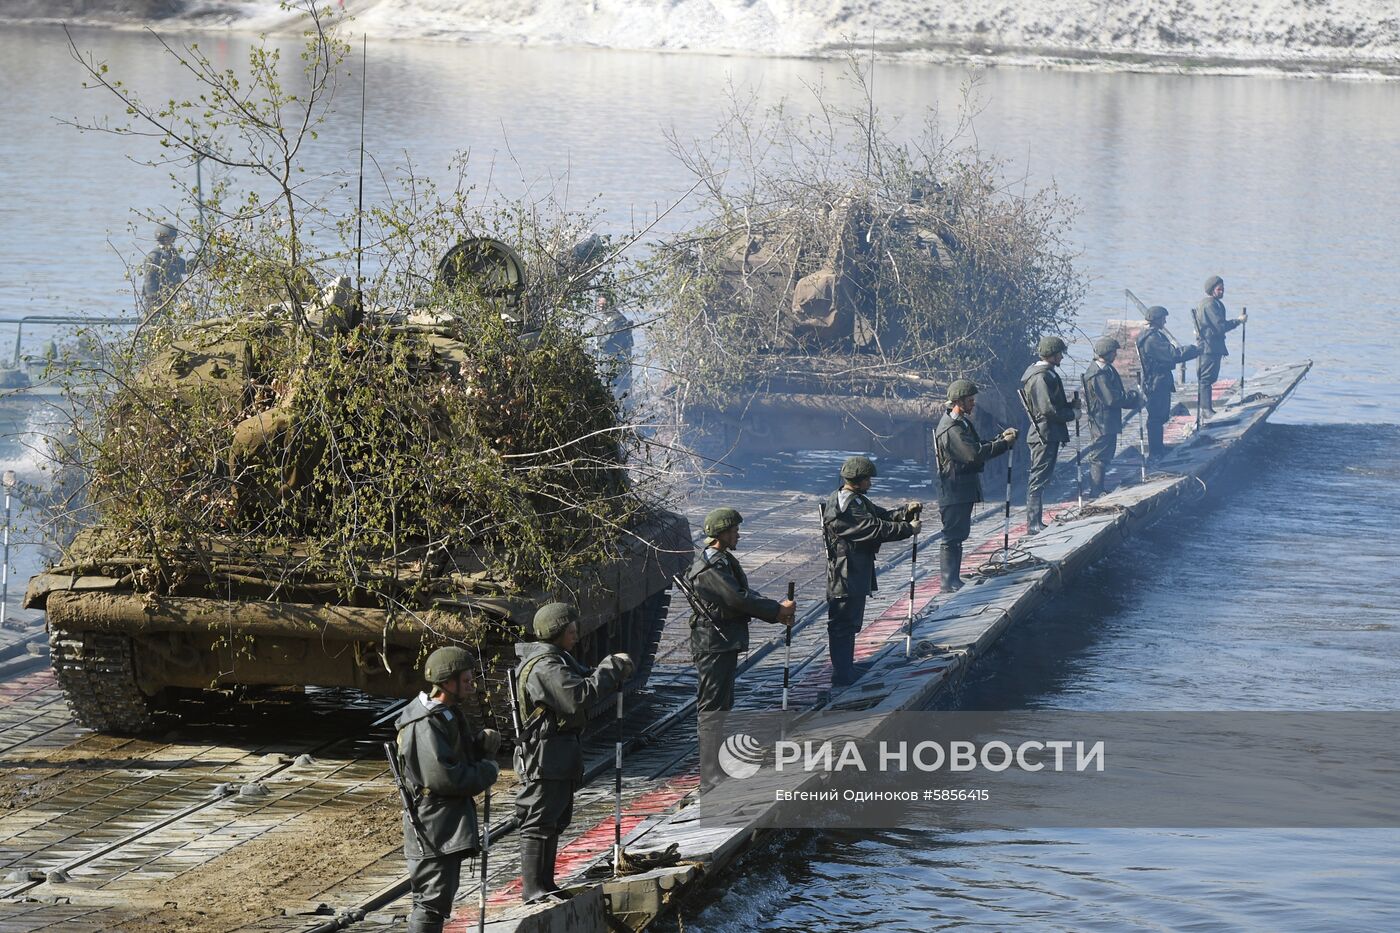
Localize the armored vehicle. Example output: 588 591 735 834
25 239 690 735
659 191 1020 463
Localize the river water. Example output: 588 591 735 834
2 22 1399 931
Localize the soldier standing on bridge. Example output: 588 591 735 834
1020 336 1079 534
1080 337 1142 497
934 381 1017 591
140 221 186 313
1194 275 1247 417
1136 306 1200 460
685 508 794 794
513 602 633 902
685 508 796 714
393 647 502 933
821 457 920 686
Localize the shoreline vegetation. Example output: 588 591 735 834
4 2 1399 82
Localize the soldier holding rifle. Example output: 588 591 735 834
390 647 502 933
682 508 796 714
511 602 633 902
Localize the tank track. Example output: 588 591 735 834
49 628 162 734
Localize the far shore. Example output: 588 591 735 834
6 15 1399 83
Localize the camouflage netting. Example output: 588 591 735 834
51 184 657 609
44 3 667 623
648 77 1087 407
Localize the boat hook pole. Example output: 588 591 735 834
1137 370 1148 482
1240 306 1247 398
783 581 794 710
1002 439 1014 567
613 686 624 874
905 527 917 658
1073 390 1083 509
476 652 490 933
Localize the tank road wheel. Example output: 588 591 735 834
49 629 164 734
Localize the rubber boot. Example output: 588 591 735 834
407 921 442 933
545 834 562 894
1199 381 1215 417
521 837 551 903
940 543 963 592
1025 493 1045 536
829 632 856 687
1087 462 1105 498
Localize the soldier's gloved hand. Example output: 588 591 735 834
610 652 636 680
1001 427 1019 443
1239 311 1248 324
905 500 923 516
1070 393 1082 410
479 728 502 757
909 518 923 535
777 599 796 627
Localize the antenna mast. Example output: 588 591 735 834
356 34 367 299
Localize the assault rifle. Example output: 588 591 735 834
383 739 439 856
1126 288 1188 386
672 567 721 629
506 667 546 775
1017 384 1047 446
818 502 836 565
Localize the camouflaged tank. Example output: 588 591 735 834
664 189 1016 463
24 239 691 735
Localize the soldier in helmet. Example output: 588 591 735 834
393 646 502 933
1136 306 1200 460
1194 275 1247 417
1080 337 1142 497
821 457 920 686
592 294 633 400
685 508 795 714
513 602 634 902
934 380 1017 591
140 222 187 313
1020 336 1081 534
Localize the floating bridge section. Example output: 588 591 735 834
0 361 1309 933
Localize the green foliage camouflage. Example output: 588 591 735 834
54 3 655 610
648 71 1088 403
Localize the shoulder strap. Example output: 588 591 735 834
515 653 555 728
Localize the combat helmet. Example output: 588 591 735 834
424 646 476 684
1145 305 1169 323
534 601 579 641
1093 337 1120 357
1037 335 1068 357
946 379 979 402
703 507 743 538
840 455 877 481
